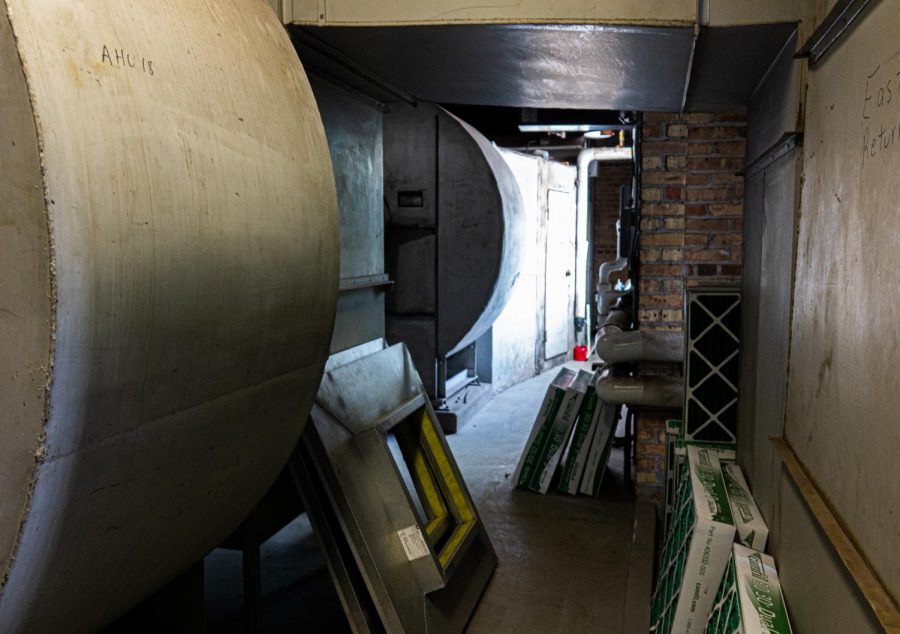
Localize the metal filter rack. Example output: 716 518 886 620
682 288 741 444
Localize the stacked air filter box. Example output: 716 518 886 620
650 445 792 634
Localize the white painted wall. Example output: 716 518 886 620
490 149 577 393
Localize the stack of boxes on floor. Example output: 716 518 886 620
513 368 619 497
650 444 792 633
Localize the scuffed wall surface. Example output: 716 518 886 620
784 0 900 606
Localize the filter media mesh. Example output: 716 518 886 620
705 552 741 634
683 291 741 443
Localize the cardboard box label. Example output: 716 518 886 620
722 463 769 551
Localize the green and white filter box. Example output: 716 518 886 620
674 441 736 496
721 463 768 551
558 372 602 494
514 369 591 494
650 445 736 634
705 544 792 634
578 401 617 497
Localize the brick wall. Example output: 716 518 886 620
634 112 746 502
592 161 633 316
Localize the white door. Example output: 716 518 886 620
544 189 575 359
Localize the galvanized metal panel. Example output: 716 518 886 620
775 476 882 632
305 342 497 633
309 78 387 355
738 29 802 529
306 25 696 111
384 103 438 227
742 152 800 524
745 31 802 162
331 289 386 355
0 2 339 630
386 233 437 315
685 24 798 112
311 78 384 281
491 150 544 390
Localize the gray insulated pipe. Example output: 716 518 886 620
595 370 684 409
594 311 684 365
0 2 339 632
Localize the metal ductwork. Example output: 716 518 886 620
595 370 684 409
0 2 339 631
595 311 684 365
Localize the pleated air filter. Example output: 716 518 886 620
683 289 741 444
705 544 793 634
651 446 736 634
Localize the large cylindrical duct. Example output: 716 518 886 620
0 2 339 631
384 103 526 396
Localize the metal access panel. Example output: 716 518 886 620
682 288 741 444
297 341 497 633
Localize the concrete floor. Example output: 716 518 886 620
200 362 655 632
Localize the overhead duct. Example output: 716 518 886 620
574 146 633 346
0 2 339 631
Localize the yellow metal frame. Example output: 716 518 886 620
393 407 477 572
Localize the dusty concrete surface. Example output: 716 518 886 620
199 362 653 632
451 362 652 634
